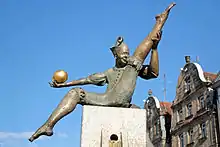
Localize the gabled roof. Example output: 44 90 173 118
212 71 220 88
160 102 172 116
203 72 217 82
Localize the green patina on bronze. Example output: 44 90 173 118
29 3 176 142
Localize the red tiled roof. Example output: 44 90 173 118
160 102 172 116
203 72 217 82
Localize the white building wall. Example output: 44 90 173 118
160 116 166 139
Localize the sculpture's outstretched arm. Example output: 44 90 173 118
138 31 161 80
139 49 159 80
133 2 176 64
50 72 107 88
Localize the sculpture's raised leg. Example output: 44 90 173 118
29 88 82 142
133 2 176 64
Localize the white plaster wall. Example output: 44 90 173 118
160 116 166 140
80 106 153 147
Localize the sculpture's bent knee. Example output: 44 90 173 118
67 87 85 102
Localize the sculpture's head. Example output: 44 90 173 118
110 36 130 67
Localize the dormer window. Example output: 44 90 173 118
184 76 191 93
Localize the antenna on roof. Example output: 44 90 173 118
196 56 200 63
163 73 166 102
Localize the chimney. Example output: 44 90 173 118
185 56 191 63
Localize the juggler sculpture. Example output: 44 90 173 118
29 3 176 142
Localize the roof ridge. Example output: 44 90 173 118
204 71 217 75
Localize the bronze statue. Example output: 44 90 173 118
29 3 175 142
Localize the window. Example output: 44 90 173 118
199 96 205 109
206 95 212 108
150 128 153 140
188 129 193 143
179 133 184 147
155 119 160 135
217 88 220 98
201 123 206 138
153 120 160 136
177 108 183 122
187 103 192 116
184 76 191 93
153 124 156 136
155 124 158 135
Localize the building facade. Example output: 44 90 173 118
171 56 219 147
212 72 220 141
144 90 172 147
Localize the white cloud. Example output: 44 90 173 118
0 131 68 140
55 132 68 138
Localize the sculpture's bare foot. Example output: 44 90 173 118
28 124 53 142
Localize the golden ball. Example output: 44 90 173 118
52 70 68 83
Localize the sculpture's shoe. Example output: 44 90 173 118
28 125 53 142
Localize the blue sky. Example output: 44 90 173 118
0 0 219 147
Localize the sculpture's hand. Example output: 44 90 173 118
152 31 162 49
49 80 65 88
